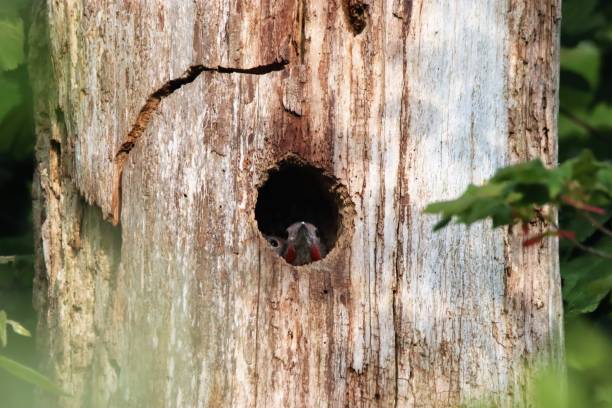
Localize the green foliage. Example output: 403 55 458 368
465 319 612 408
0 356 69 397
559 0 612 163
425 150 612 231
0 309 67 396
0 309 30 347
0 17 24 71
427 0 612 326
533 319 612 408
0 0 62 403
0 1 35 243
562 237 612 315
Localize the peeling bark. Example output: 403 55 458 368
30 0 562 407
111 60 288 224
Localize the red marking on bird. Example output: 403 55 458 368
310 245 321 261
284 245 297 264
282 221 327 265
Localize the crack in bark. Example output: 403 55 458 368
283 105 302 117
110 59 288 224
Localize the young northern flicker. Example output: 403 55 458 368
283 221 326 266
265 235 286 256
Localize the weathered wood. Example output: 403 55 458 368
30 0 562 407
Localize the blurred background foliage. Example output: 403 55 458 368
0 0 611 406
0 0 38 406
558 0 612 324
550 2 612 404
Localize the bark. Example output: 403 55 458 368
30 0 562 407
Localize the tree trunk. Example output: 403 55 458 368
29 0 562 407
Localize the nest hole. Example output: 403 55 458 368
255 158 344 264
344 0 369 34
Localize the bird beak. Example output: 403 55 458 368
296 223 310 245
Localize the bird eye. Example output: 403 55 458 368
268 238 278 247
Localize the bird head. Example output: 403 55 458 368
265 235 286 256
283 221 325 265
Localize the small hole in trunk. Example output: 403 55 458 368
255 157 347 266
343 0 369 35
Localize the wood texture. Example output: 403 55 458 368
30 0 562 406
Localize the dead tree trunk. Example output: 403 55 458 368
30 0 562 407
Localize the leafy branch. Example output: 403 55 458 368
425 149 612 315
0 310 69 396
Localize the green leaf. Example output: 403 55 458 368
491 159 549 183
561 43 600 90
560 149 606 192
425 183 506 214
0 310 6 347
598 167 612 194
493 159 568 199
424 149 612 240
562 238 612 315
0 355 70 396
465 198 511 226
0 17 24 71
6 320 30 337
432 217 451 231
587 104 612 131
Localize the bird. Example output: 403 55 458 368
283 221 326 266
265 235 286 256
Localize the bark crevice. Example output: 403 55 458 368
110 59 289 224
